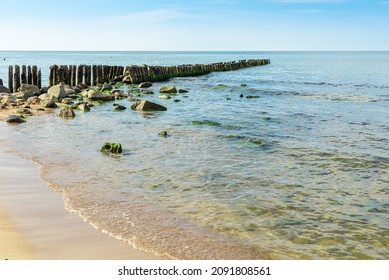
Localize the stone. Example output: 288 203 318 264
158 94 171 99
18 84 41 96
158 131 168 137
160 86 177 94
189 120 221 126
58 107 75 118
40 100 57 108
78 83 88 89
122 75 132 84
26 96 41 105
39 93 58 102
0 85 10 93
40 87 49 94
178 89 189 93
87 89 114 101
15 108 32 115
128 97 140 102
131 100 167 111
240 84 247 87
61 98 73 104
1 96 14 105
12 91 35 101
143 90 154 95
77 103 90 112
5 115 26 123
101 142 122 154
48 83 67 100
139 82 152 88
246 95 260 99
101 82 112 91
113 104 127 111
64 89 77 96
72 86 82 94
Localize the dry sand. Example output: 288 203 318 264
0 147 164 260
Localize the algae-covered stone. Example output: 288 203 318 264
5 115 26 124
158 131 168 137
189 120 221 126
160 86 177 94
101 142 122 154
113 104 127 111
217 84 228 88
131 100 167 111
139 82 153 88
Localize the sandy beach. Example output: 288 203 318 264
0 147 164 260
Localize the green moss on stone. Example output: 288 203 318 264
101 142 123 154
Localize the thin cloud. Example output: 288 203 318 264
105 7 185 24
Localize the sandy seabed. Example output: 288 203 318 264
0 147 164 260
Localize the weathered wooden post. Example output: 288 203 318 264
21 65 27 85
71 65 76 86
37 68 41 89
27 66 32 84
32 65 38 86
77 65 84 85
14 65 21 93
8 65 13 93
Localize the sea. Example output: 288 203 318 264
0 51 388 259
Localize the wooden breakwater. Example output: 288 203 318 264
7 65 41 93
5 59 270 91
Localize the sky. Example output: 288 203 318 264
0 0 388 51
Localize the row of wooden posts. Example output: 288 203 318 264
6 59 270 93
7 65 41 93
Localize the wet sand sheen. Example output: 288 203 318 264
0 148 164 260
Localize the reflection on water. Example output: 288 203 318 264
0 52 388 259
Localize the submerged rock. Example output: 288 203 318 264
131 100 167 111
15 108 32 115
158 94 171 99
189 120 221 126
101 142 122 154
77 103 91 112
5 115 26 123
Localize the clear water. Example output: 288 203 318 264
0 51 388 259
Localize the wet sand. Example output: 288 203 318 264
0 147 164 260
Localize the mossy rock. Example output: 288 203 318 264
189 120 221 126
101 142 123 154
217 84 228 88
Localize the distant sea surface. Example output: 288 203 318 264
0 51 388 259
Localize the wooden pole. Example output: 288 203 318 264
32 65 38 86
8 65 13 93
14 65 20 93
21 65 27 84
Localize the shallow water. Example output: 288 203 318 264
0 51 388 259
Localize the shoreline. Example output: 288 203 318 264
0 147 164 260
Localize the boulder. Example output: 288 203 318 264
101 142 122 154
26 96 42 105
40 100 57 108
58 107 75 118
18 84 41 96
101 82 113 91
87 89 114 101
131 100 167 111
48 83 67 100
160 86 177 94
5 115 26 123
12 91 34 100
139 82 153 88
61 98 73 104
64 88 77 96
39 93 58 102
0 85 10 93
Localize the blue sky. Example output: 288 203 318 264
0 0 388 50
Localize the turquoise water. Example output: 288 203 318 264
0 51 388 259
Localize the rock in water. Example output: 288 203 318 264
58 107 76 118
139 82 153 88
87 89 114 101
5 115 26 123
113 104 127 111
160 86 177 94
131 100 167 111
101 142 122 154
